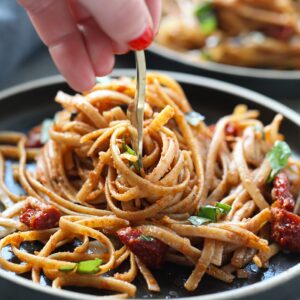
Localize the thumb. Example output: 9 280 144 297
78 0 154 50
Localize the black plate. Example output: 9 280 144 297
147 44 300 101
0 71 299 300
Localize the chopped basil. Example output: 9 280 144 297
122 139 140 173
195 2 217 35
40 119 54 144
139 235 155 242
185 111 205 126
95 76 111 84
59 264 76 272
188 216 211 226
189 203 232 226
267 141 291 182
77 258 103 274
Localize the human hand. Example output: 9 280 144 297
18 0 161 91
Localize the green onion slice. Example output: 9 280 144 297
216 202 232 214
76 258 103 274
122 139 140 173
59 264 77 272
189 203 232 226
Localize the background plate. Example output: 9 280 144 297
148 44 300 101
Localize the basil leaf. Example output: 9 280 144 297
77 258 103 274
185 111 205 126
188 216 211 226
95 76 111 84
122 140 140 173
195 2 217 35
59 263 76 272
216 202 231 214
40 119 53 144
139 235 155 242
267 141 291 182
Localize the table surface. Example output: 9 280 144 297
0 48 299 300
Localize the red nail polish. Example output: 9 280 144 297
128 26 153 51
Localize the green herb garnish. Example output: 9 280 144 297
139 235 155 242
59 258 103 274
122 139 140 173
189 203 232 226
198 205 218 221
266 141 291 182
76 258 103 274
185 111 205 126
195 2 217 35
215 202 232 214
40 119 53 144
188 216 211 226
59 264 77 272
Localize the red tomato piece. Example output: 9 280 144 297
20 197 61 230
117 227 168 268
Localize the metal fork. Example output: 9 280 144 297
129 50 146 170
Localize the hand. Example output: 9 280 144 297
18 0 161 91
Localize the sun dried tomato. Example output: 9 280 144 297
117 227 168 268
272 172 295 212
20 197 61 230
271 207 300 252
271 173 300 252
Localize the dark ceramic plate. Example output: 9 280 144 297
0 71 299 300
147 44 300 101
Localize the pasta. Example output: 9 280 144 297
0 73 299 297
157 0 300 69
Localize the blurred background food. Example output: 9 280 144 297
158 0 300 69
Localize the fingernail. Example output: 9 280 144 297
128 26 153 51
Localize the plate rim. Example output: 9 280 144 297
150 43 300 80
0 70 299 300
